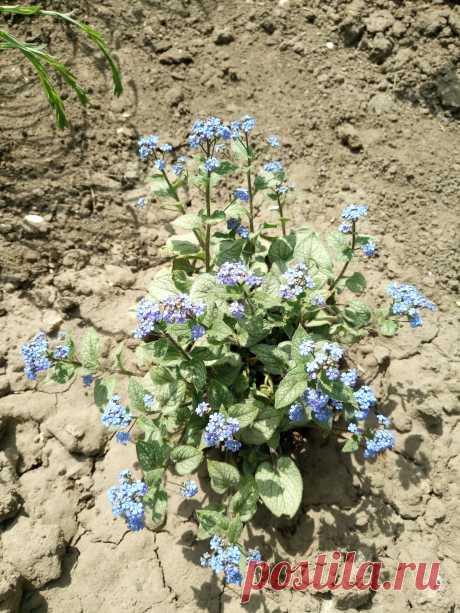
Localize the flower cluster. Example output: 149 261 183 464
341 204 368 222
107 470 148 531
204 413 241 452
364 429 395 459
227 218 250 239
216 262 262 288
21 332 51 380
188 117 232 148
264 160 283 174
200 536 242 585
138 134 159 161
195 401 211 417
228 301 245 319
134 294 205 339
233 188 249 202
101 395 132 429
304 341 344 381
353 386 377 420
386 283 436 328
362 242 377 257
181 480 199 498
279 263 315 300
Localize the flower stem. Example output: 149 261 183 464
328 221 356 294
245 133 255 233
163 332 192 362
276 194 287 237
205 172 211 272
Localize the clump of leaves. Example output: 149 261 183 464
0 4 122 127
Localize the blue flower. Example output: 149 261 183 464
116 431 131 445
264 160 283 174
341 369 358 388
311 294 325 307
228 301 245 320
107 470 148 531
289 402 304 422
191 324 206 341
195 401 211 416
159 143 173 152
275 185 288 194
143 393 154 409
138 134 159 160
21 332 52 381
101 395 132 429
210 535 222 551
241 115 256 133
326 367 340 381
279 263 315 300
364 430 395 459
354 386 377 420
188 117 231 148
154 159 166 171
362 242 376 257
83 374 94 387
347 423 360 434
376 414 390 427
227 218 240 231
338 222 352 234
136 197 146 209
233 188 249 202
204 157 221 173
204 413 241 451
133 295 205 339
303 388 331 422
299 340 315 356
201 537 243 585
341 204 368 222
248 548 262 562
236 226 250 239
267 135 280 147
53 345 70 360
181 480 199 498
386 283 436 329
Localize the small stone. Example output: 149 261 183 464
104 264 136 289
368 93 396 115
424 497 446 527
368 33 393 64
214 30 235 45
364 10 395 34
159 48 193 65
90 172 122 191
436 69 460 110
261 20 276 35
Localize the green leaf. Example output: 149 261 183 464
342 438 360 453
136 439 169 471
379 319 399 337
318 372 357 406
268 235 295 263
93 377 115 409
80 328 101 371
50 362 76 384
239 406 282 445
227 400 260 429
170 445 203 475
150 366 187 411
345 272 367 294
200 210 226 225
237 315 272 347
343 300 372 329
144 485 168 528
290 325 318 362
166 233 200 257
213 161 239 176
252 273 283 309
231 139 249 160
207 460 240 494
274 365 309 409
293 228 333 272
208 378 233 409
149 338 183 365
190 273 226 308
251 344 289 375
206 318 234 342
255 456 303 518
172 213 203 230
254 174 270 193
128 377 148 412
227 517 244 543
180 359 207 390
228 477 259 522
326 231 353 262
214 239 245 266
148 269 179 301
196 509 229 538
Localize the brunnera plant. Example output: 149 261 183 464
21 116 437 586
